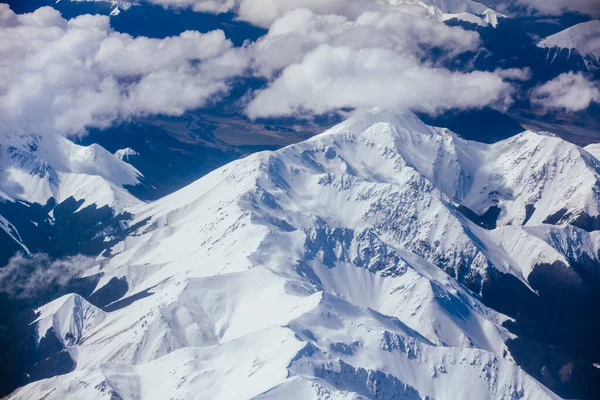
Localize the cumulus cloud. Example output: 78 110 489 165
0 253 97 299
246 44 519 118
245 8 527 118
513 0 600 17
144 0 500 29
250 8 482 77
531 72 600 112
146 0 384 28
0 4 248 135
1 2 528 133
237 0 390 28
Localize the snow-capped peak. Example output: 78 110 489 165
538 20 600 73
407 0 506 27
437 0 504 26
58 0 137 16
0 132 143 212
34 293 106 347
114 147 139 162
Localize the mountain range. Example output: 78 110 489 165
2 0 600 398
3 109 600 399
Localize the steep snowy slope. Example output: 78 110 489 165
8 109 588 400
383 0 505 27
34 294 106 346
538 20 600 74
0 132 143 212
0 131 145 265
423 0 504 26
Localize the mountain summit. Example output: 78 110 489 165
538 20 600 75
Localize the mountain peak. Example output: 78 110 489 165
318 108 436 138
34 293 106 347
0 132 143 211
114 147 139 162
538 20 600 73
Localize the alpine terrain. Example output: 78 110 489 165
6 109 600 399
0 131 145 266
538 20 600 76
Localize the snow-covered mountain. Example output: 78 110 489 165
384 0 505 26
10 108 600 399
419 0 505 26
0 132 142 212
0 131 144 262
57 0 137 16
114 147 140 162
538 20 600 75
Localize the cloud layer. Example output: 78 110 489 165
147 0 387 28
531 72 600 112
245 8 526 118
0 4 247 135
0 2 529 133
247 44 519 118
250 8 482 78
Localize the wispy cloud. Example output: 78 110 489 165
0 253 97 299
531 72 600 112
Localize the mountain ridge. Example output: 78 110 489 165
538 20 600 75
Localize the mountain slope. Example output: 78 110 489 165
0 132 142 212
538 20 600 75
9 109 594 399
424 0 505 26
0 131 146 266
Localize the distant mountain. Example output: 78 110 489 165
538 20 600 76
424 0 506 26
0 132 142 212
0 132 145 265
56 0 136 16
114 147 140 162
7 109 600 399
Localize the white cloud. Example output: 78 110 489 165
495 67 532 81
246 44 519 118
245 7 525 119
236 0 387 28
0 5 248 135
0 252 97 299
145 0 501 29
154 0 237 14
1 3 528 134
531 72 600 112
251 8 482 77
145 0 383 28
